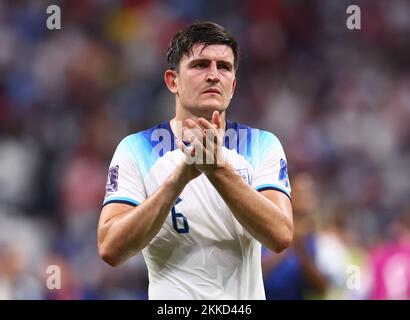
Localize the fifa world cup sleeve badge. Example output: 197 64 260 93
106 165 119 193
279 159 289 188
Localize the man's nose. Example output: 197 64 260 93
206 63 220 83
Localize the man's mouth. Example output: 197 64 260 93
202 88 221 95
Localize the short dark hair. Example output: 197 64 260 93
166 21 239 71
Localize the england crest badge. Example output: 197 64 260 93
236 168 250 184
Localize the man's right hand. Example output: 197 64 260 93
174 136 202 185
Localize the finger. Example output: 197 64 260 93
184 126 207 152
212 111 221 129
203 129 222 148
203 128 224 165
185 118 203 131
198 117 217 129
175 136 186 153
184 120 204 140
177 135 196 159
183 126 201 144
191 136 205 163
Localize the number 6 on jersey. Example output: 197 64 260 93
171 198 189 233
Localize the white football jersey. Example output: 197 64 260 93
103 120 291 300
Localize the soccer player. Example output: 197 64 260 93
98 22 293 300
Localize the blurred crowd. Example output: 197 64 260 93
0 0 409 299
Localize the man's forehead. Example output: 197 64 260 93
185 44 234 62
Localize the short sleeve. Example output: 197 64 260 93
251 131 291 199
103 135 147 207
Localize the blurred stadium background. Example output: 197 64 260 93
0 0 409 299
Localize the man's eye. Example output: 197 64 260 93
195 63 207 68
218 64 231 71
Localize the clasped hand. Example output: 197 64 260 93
175 111 225 175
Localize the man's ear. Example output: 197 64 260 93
164 70 178 94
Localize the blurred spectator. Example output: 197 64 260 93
367 206 410 299
315 206 371 299
0 121 41 211
262 173 328 299
0 242 43 299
